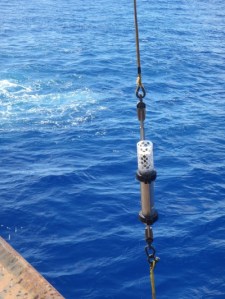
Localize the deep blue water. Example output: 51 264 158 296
1 0 225 298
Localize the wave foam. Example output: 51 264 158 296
0 80 106 131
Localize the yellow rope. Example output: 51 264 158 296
134 0 143 87
150 260 157 299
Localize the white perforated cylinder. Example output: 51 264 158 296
137 140 154 175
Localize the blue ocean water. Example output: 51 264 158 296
1 0 225 298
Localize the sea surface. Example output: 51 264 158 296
1 0 225 298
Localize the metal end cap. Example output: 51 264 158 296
136 170 157 184
139 210 158 225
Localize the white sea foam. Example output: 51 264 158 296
0 80 17 89
0 80 32 98
0 81 106 130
